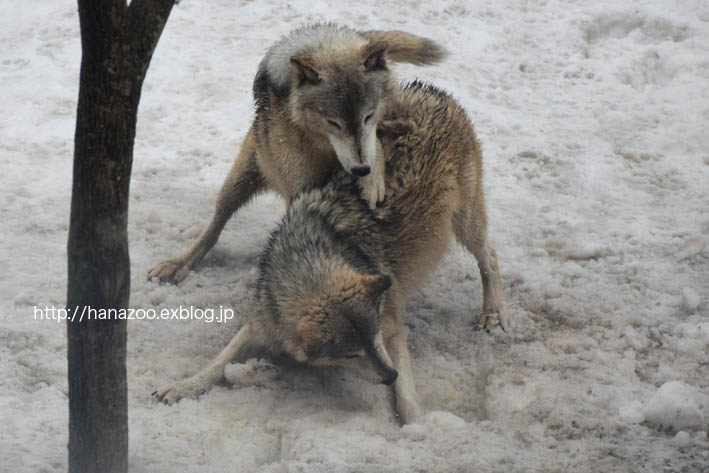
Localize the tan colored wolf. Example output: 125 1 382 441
153 81 505 424
149 24 446 283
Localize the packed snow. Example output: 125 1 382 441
1 0 708 472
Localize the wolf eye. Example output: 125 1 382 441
327 119 342 130
364 112 374 124
343 354 360 359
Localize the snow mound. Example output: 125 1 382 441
584 11 691 45
680 287 702 313
643 381 707 431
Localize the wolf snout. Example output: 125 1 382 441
351 165 371 177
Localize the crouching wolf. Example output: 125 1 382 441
149 24 446 284
153 82 505 424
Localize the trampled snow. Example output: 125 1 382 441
1 0 707 472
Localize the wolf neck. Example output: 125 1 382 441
296 203 379 278
263 199 380 302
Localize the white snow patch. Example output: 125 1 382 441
672 430 692 448
643 381 707 431
619 400 645 424
680 287 702 313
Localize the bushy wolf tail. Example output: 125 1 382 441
364 31 447 65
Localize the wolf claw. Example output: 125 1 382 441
476 310 507 332
152 375 212 405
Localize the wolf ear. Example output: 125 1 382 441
362 41 389 71
290 55 321 85
360 274 392 299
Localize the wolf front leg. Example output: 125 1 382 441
149 129 266 284
358 139 387 209
388 328 424 424
153 322 254 404
381 296 424 424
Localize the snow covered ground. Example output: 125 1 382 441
1 0 708 471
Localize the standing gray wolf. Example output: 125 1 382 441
149 24 446 284
153 81 505 425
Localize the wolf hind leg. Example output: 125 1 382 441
153 322 256 404
453 207 505 330
149 129 266 284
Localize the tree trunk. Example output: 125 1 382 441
67 1 174 472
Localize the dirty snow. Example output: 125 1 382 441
1 0 708 472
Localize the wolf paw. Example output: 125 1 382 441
476 310 507 332
377 118 416 140
396 395 425 425
152 375 212 405
148 257 191 284
359 165 386 209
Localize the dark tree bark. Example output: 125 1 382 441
67 1 174 472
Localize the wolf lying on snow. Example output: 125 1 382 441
149 23 446 284
153 81 505 424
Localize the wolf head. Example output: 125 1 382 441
259 24 445 178
280 271 398 385
286 39 396 178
